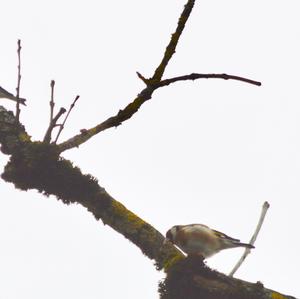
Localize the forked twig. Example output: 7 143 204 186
43 107 66 143
229 201 270 277
54 95 80 143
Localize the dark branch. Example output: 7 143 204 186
54 95 80 143
43 107 66 143
15 39 22 121
151 0 195 81
57 87 155 152
57 71 261 152
50 80 55 122
159 73 262 87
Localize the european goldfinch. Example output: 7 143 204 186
165 224 254 258
0 86 26 105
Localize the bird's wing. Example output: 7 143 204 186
211 229 240 242
182 223 209 229
0 86 14 97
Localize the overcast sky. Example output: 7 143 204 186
1 0 299 298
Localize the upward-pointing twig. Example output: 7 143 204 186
229 201 270 277
54 95 80 143
43 106 66 143
151 0 195 81
50 80 55 122
15 39 22 121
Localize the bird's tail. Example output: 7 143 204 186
17 97 26 106
233 242 255 249
6 95 26 105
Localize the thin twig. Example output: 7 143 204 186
136 72 149 85
43 107 66 143
151 0 195 81
54 95 80 143
159 73 262 87
229 201 270 277
15 39 22 121
50 80 55 122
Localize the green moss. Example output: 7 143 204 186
111 201 146 230
271 292 287 299
163 254 184 272
2 141 101 206
18 132 31 142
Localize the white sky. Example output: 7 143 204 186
1 0 299 298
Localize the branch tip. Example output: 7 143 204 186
229 201 270 277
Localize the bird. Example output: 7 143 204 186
0 86 26 105
165 223 254 258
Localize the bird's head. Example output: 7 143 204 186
165 225 180 244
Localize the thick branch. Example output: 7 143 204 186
0 105 182 270
0 106 296 299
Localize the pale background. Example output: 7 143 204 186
1 0 299 298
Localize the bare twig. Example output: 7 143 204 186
50 80 55 122
229 201 270 277
43 107 66 143
54 95 80 143
152 0 195 81
136 72 149 85
159 73 262 87
15 39 22 121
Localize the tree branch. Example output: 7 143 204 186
57 71 261 152
43 107 66 143
0 106 296 299
159 73 262 87
151 0 195 81
56 0 195 152
0 106 182 270
54 0 260 153
54 95 80 143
